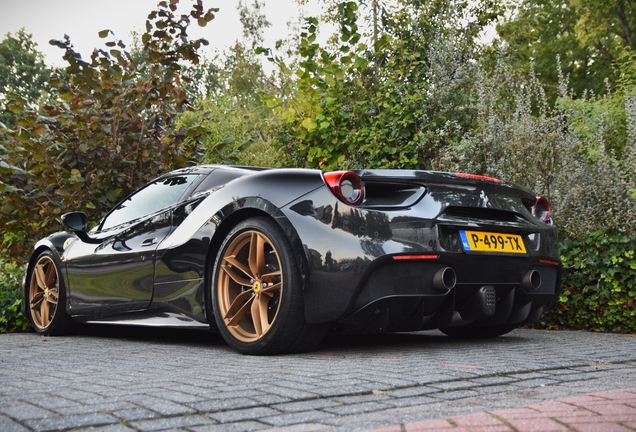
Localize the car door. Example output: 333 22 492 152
64 174 199 316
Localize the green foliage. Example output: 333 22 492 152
0 257 30 333
442 57 564 198
496 0 635 102
0 29 54 128
538 232 636 333
496 0 613 103
0 0 217 260
443 50 636 238
262 0 499 170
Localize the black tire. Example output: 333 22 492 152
211 217 327 355
26 250 76 335
440 324 517 339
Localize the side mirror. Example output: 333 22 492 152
61 212 88 232
61 212 103 244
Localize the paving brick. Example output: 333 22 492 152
428 380 479 391
131 414 215 431
207 407 282 423
273 399 340 413
191 397 260 412
112 407 159 422
498 417 571 432
403 418 456 431
55 401 135 416
0 402 55 420
260 410 335 427
130 395 195 416
24 413 120 432
331 394 388 404
190 420 268 431
561 422 633 432
428 389 480 400
0 415 30 432
471 376 519 385
74 425 136 432
382 395 438 408
323 401 391 416
384 386 438 398
451 412 506 427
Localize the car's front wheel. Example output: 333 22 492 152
211 217 326 355
26 250 76 335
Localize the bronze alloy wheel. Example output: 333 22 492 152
29 255 60 330
217 229 283 343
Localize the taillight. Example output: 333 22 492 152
323 171 364 205
533 197 551 223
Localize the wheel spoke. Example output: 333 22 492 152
46 295 58 306
224 290 255 326
221 262 252 287
223 255 254 280
261 282 281 298
250 293 270 337
44 262 56 287
40 297 50 326
34 264 47 289
31 291 45 308
261 269 281 282
248 232 266 279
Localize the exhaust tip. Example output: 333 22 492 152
522 269 541 290
433 267 456 290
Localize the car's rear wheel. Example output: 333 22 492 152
27 251 75 335
212 217 326 355
440 324 517 339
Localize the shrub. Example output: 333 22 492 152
539 232 636 333
0 0 217 261
0 257 30 333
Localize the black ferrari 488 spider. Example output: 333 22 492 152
23 165 561 354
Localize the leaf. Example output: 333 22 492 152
301 117 318 132
98 29 111 38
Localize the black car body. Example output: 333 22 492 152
23 166 561 354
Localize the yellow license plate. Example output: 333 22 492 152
459 230 526 254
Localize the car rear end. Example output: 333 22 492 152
292 169 561 336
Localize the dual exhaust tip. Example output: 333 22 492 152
433 267 542 291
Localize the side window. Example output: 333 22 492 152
101 175 198 230
190 169 246 195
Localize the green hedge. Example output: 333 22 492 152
0 258 30 333
539 231 636 333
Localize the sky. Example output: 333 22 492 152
0 0 323 66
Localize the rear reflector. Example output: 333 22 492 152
539 259 559 266
393 255 439 260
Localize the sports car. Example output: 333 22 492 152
23 165 561 354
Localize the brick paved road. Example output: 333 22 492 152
1 327 635 431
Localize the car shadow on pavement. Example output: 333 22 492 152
316 331 531 355
73 323 530 355
75 323 227 347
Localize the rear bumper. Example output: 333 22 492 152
311 254 561 333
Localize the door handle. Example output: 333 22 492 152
141 238 157 247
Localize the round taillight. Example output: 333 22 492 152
533 197 551 223
323 171 364 206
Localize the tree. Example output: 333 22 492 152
496 0 636 101
0 29 53 128
176 0 292 167
0 0 217 259
261 0 500 170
